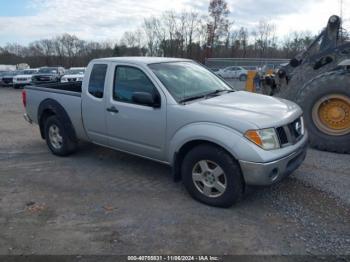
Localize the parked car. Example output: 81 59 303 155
216 66 248 81
61 67 86 83
209 67 221 73
13 69 39 89
32 67 65 84
0 71 20 87
243 66 258 72
0 71 7 86
23 57 308 207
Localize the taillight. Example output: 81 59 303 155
22 90 26 108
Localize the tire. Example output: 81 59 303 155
296 71 350 153
239 74 247 81
182 144 244 208
44 115 77 156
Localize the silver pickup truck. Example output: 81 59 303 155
23 57 308 207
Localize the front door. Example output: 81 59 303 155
106 65 167 161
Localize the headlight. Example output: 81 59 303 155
77 77 83 81
61 78 67 82
245 128 280 150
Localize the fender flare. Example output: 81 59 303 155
38 98 77 141
168 123 267 181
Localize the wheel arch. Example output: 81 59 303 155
172 139 242 182
169 123 247 182
38 98 77 142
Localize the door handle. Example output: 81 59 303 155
106 106 119 113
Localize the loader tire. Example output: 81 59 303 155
296 71 350 153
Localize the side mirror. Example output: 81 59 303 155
132 92 160 108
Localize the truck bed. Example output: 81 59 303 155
31 82 82 93
24 81 88 141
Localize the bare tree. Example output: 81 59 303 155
282 31 313 57
252 20 276 57
143 17 162 56
238 27 248 57
2 1 309 67
208 0 230 48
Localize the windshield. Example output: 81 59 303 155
23 70 37 75
39 68 58 74
67 69 85 75
3 71 15 76
149 62 232 102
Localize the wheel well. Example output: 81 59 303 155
37 98 78 142
172 140 236 182
39 109 56 139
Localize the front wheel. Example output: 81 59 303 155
44 115 77 156
182 144 243 207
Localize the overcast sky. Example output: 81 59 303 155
0 0 349 46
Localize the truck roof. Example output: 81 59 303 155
92 57 192 65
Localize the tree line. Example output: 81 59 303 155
0 0 318 68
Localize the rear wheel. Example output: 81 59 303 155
182 144 243 207
239 74 247 81
296 72 350 153
44 115 77 156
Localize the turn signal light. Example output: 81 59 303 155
245 130 262 147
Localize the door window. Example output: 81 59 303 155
113 66 158 106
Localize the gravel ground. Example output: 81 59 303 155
0 87 349 256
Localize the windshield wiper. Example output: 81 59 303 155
205 89 234 97
179 89 234 104
179 94 207 104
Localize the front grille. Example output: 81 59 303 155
33 75 52 82
3 78 13 84
276 117 303 147
276 127 288 145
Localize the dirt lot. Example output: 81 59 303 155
0 86 349 256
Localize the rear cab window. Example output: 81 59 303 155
88 64 108 98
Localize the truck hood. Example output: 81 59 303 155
14 74 33 79
33 73 57 77
62 74 84 78
189 91 302 131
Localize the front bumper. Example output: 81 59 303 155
13 83 29 88
1 82 13 87
239 134 308 186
